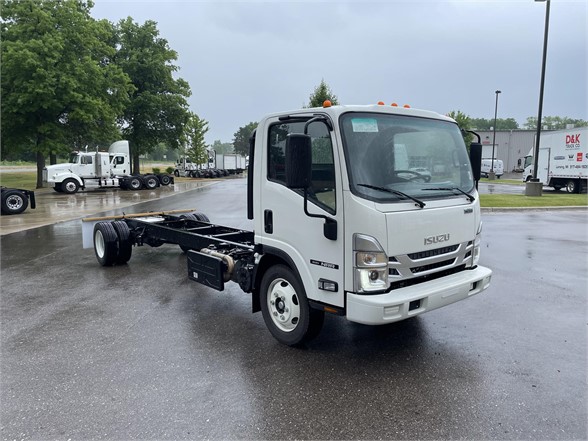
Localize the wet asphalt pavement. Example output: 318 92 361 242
1 178 587 440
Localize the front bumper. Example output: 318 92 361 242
346 265 492 325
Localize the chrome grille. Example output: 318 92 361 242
388 241 473 287
407 245 459 260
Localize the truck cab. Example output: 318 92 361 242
249 104 491 342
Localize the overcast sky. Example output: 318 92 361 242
92 0 587 144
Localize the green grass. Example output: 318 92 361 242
479 178 524 186
0 172 37 190
480 193 588 207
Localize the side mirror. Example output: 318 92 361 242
285 133 312 189
469 142 482 182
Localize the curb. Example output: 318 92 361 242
482 206 588 212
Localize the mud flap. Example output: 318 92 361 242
187 250 225 291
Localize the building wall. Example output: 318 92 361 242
476 130 538 172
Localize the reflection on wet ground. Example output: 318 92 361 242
0 179 218 236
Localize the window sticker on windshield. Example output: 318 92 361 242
351 118 378 133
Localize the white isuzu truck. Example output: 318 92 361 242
86 103 492 346
44 140 174 194
523 127 587 193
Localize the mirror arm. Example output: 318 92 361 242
303 189 337 241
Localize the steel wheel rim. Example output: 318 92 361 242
94 230 105 258
7 196 23 210
65 182 77 192
267 277 300 332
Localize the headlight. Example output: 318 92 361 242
354 234 388 293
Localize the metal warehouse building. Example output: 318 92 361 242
475 130 537 173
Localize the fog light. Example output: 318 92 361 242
369 270 379 281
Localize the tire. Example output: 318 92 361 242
94 222 119 266
260 264 324 346
1 190 28 215
193 212 210 223
566 180 579 194
53 183 63 193
144 174 159 189
128 176 142 190
112 221 133 264
159 174 172 186
62 178 80 194
174 170 180 177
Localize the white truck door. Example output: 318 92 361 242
260 117 345 308
538 148 550 183
77 154 96 177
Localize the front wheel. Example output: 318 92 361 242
62 178 80 194
566 179 579 194
260 265 324 346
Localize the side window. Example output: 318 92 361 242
111 156 125 165
268 120 336 214
81 155 93 165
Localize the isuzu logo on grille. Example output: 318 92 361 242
424 234 450 245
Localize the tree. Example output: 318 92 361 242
524 116 588 130
470 118 519 130
306 79 339 108
114 17 191 173
181 113 209 166
210 140 234 154
447 110 473 150
1 0 132 188
233 122 257 156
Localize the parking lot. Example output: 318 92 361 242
1 178 586 440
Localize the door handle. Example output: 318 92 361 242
264 209 273 234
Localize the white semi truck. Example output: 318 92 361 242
43 141 174 194
523 127 587 193
86 103 492 346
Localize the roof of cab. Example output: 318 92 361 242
261 104 456 124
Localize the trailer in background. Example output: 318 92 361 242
523 127 587 193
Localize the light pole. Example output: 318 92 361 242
526 0 550 196
489 90 501 180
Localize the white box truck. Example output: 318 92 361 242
85 103 492 346
480 159 504 178
523 127 587 193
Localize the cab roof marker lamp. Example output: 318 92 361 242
353 234 388 294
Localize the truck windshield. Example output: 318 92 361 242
340 112 474 203
69 154 80 164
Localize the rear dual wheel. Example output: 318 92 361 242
93 221 133 266
179 212 210 253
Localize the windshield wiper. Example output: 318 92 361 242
357 184 426 208
422 187 475 203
